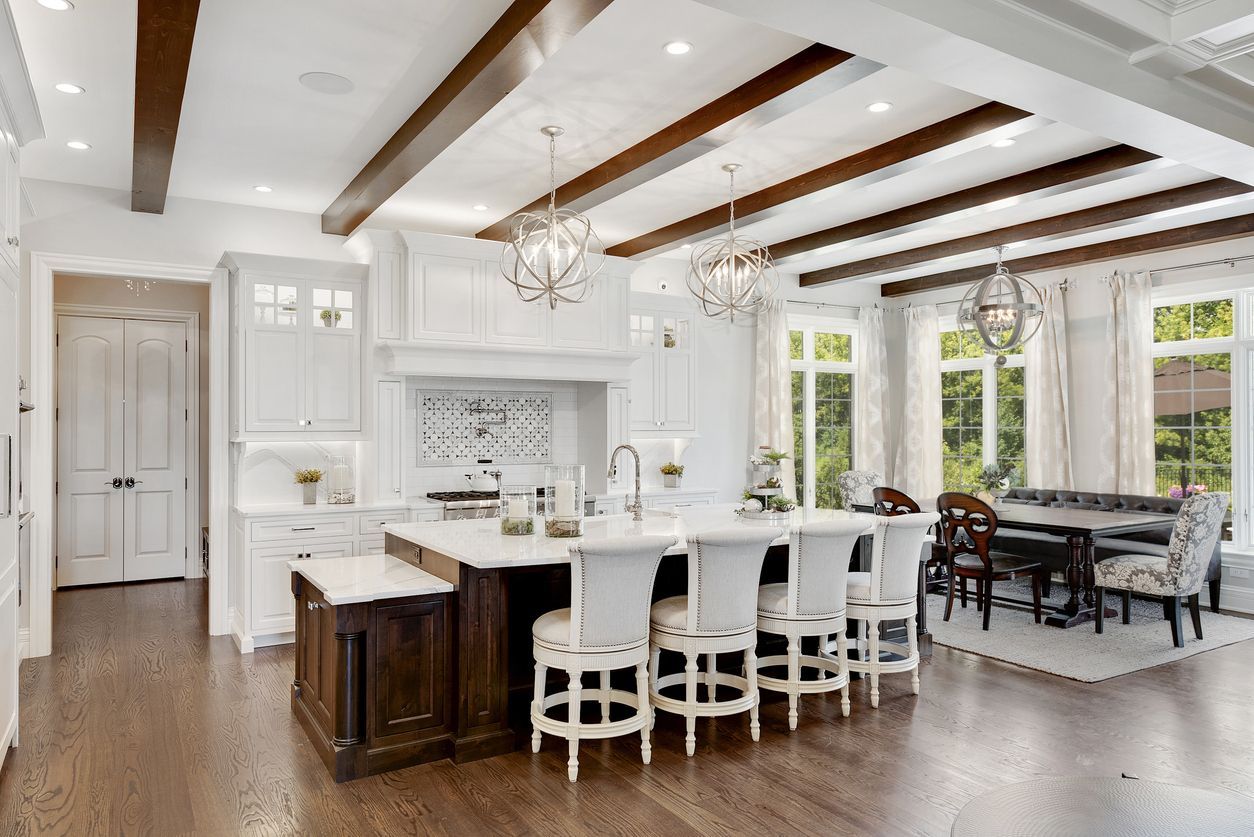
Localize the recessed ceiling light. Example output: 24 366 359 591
664 41 692 55
253 185 273 193
991 138 1017 148
866 101 893 113
65 140 90 150
681 243 692 249
55 82 85 95
36 0 73 10
298 72 354 95
472 204 489 211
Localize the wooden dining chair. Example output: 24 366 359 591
872 487 947 595
937 492 1046 631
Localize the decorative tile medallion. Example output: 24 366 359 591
419 390 552 465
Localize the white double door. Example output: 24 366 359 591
57 316 188 586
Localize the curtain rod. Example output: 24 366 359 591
1149 253 1254 275
785 299 862 313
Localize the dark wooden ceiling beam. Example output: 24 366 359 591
321 0 612 236
772 144 1161 263
475 44 882 241
606 102 1044 259
879 211 1254 297
131 0 202 214
801 177 1253 286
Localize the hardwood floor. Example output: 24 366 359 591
3 579 1254 836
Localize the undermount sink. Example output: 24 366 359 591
642 508 676 519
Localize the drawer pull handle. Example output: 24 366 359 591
290 526 316 531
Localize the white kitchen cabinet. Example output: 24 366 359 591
643 489 718 510
224 254 367 440
410 506 443 523
629 306 697 434
410 253 482 342
232 505 411 651
0 114 18 273
375 379 404 500
592 497 626 516
484 260 548 346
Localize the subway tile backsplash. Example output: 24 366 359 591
406 377 578 496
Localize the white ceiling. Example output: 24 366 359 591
12 0 1254 296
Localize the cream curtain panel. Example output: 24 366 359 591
893 305 942 503
1100 270 1155 494
1025 282 1073 489
856 306 890 479
753 299 796 497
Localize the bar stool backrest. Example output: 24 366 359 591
787 519 866 618
866 512 940 604
568 535 678 651
686 528 782 633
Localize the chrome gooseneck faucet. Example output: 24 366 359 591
608 444 644 521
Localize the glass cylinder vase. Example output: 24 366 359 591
500 485 536 536
544 464 584 538
326 454 356 505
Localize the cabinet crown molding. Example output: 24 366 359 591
379 340 636 383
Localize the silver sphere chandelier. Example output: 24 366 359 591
957 245 1045 363
686 163 778 323
502 126 604 310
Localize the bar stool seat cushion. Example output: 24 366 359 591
846 571 871 602
755 583 789 616
650 595 756 636
532 608 573 649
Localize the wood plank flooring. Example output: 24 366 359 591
3 579 1254 835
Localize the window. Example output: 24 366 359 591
1152 297 1235 541
790 318 856 509
939 328 1026 491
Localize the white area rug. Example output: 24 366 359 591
928 582 1254 682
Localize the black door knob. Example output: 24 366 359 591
124 477 143 489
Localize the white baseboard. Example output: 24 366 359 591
252 631 294 649
229 609 254 654
17 628 29 661
1215 584 1254 615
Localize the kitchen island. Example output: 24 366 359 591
376 505 876 768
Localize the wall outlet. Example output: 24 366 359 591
1229 567 1250 579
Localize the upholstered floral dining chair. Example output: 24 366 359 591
836 470 882 512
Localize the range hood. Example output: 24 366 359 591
378 340 638 383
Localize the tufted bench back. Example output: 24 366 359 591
1000 488 1183 516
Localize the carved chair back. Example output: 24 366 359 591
937 492 999 572
872 486 921 516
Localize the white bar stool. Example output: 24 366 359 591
531 534 678 782
845 512 939 708
756 519 867 729
648 527 782 756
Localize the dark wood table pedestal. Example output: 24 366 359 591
1043 534 1118 628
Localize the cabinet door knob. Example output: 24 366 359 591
306 600 322 611
6 236 17 247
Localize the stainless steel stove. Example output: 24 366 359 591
426 490 500 519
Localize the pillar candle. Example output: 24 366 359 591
554 479 576 517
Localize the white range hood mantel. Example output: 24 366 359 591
378 340 638 383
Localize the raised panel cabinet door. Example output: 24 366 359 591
374 249 403 340
484 261 547 346
0 277 18 756
123 319 188 582
244 278 305 433
375 380 403 499
660 349 696 430
550 279 609 349
0 123 15 271
307 280 361 432
372 597 449 741
253 539 355 635
410 254 481 342
57 316 126 586
628 351 658 430
607 384 630 489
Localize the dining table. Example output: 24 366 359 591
991 504 1177 628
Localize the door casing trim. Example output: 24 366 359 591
29 253 229 657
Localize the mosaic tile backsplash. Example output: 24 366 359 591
420 390 553 465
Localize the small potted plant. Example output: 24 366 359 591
767 495 797 513
975 464 1017 505
660 462 684 488
319 309 342 328
295 468 323 504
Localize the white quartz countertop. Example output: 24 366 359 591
288 554 454 605
383 504 881 569
234 500 412 518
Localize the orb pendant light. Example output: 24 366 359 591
686 164 778 323
957 245 1045 363
502 126 604 310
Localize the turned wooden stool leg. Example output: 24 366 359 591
635 660 651 765
683 652 698 757
835 629 851 717
567 671 582 782
531 662 546 753
745 646 760 742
